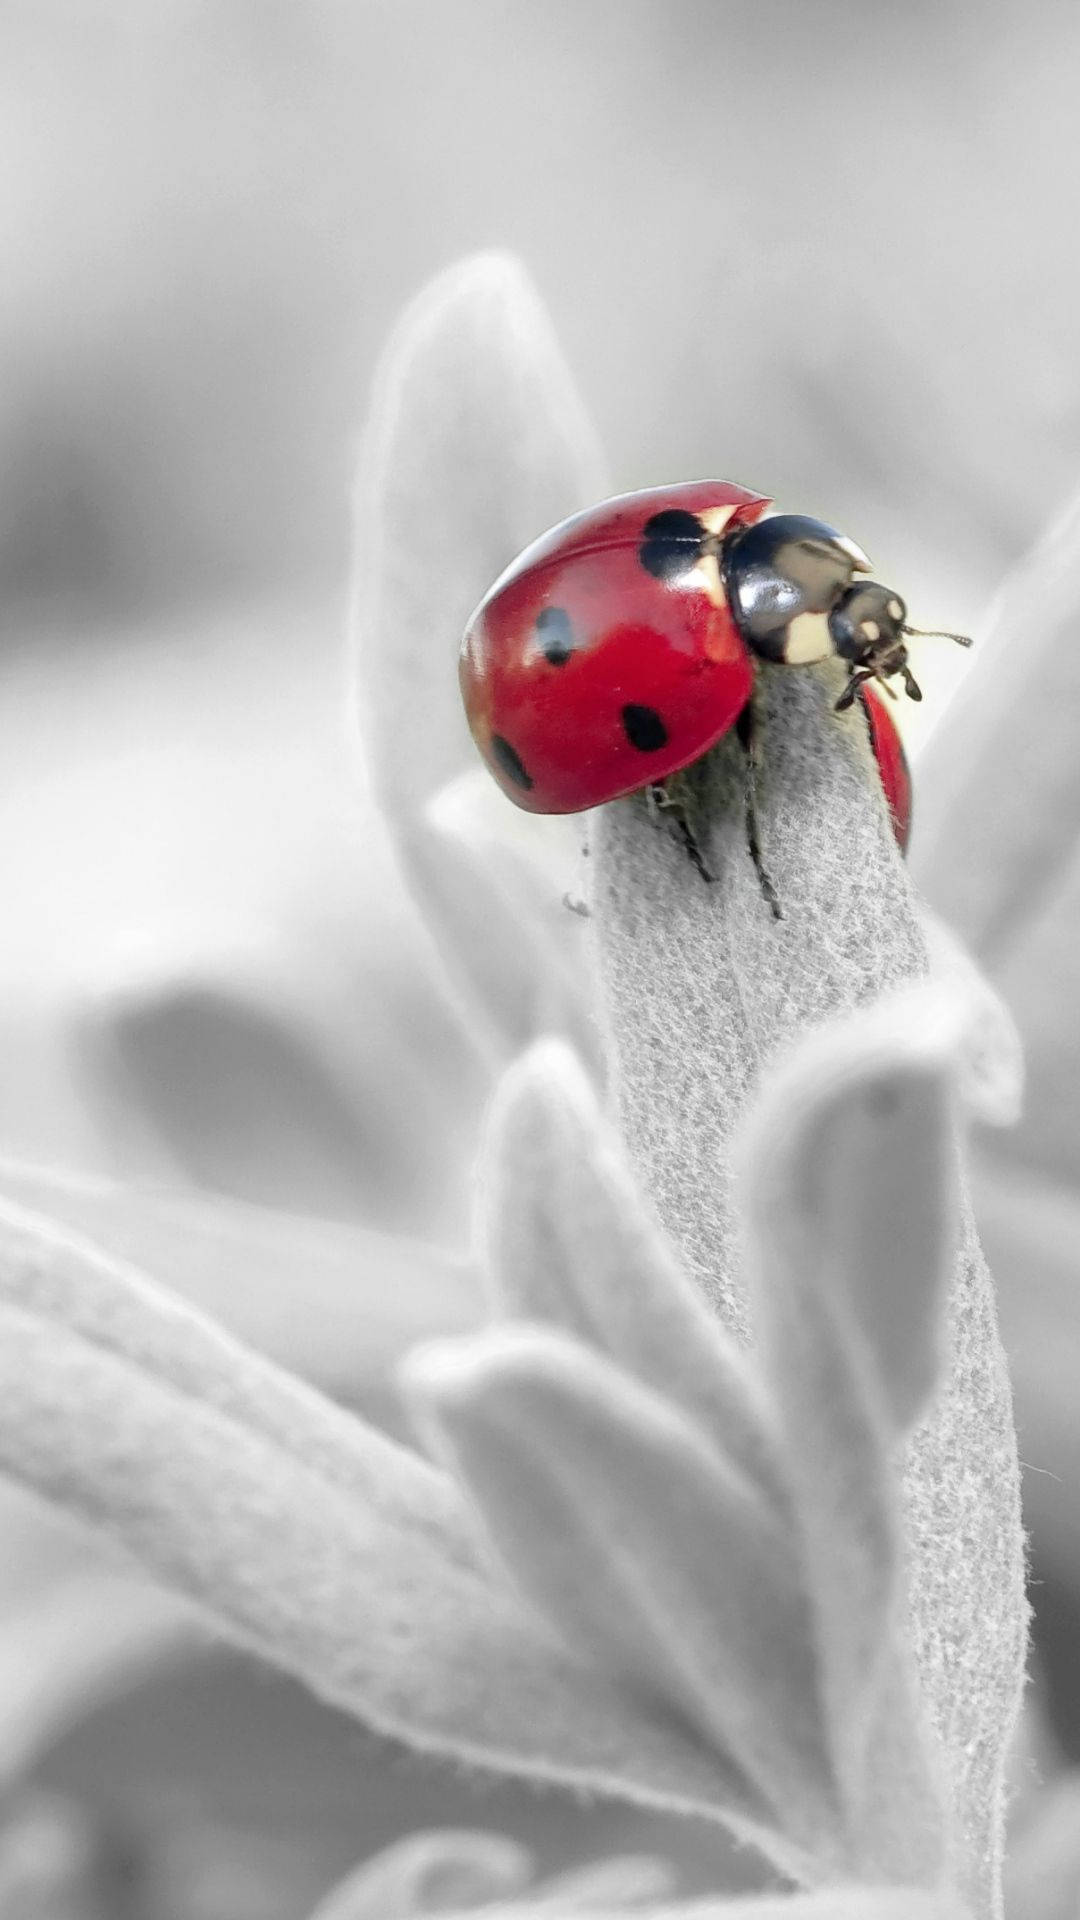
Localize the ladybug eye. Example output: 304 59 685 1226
724 514 872 663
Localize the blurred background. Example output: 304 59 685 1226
2 2 1080 1914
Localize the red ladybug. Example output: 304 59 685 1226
460 482 964 896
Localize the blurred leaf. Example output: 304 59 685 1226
404 1327 836 1848
912 480 1080 968
350 252 606 1063
307 1829 531 1918
423 773 600 1072
1002 1769 1080 1920
0 1198 778 1829
0 1154 481 1403
0 1790 115 1920
524 1853 677 1909
0 1567 195 1789
916 912 1023 1129
407 1887 969 1920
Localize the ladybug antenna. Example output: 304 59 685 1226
901 624 974 649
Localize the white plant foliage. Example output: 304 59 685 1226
0 975 987 1917
913 473 1080 1664
404 994 988 1905
349 251 606 1067
588 665 1028 1920
345 256 1032 1914
0 251 1051 1920
0 1154 480 1397
0 1192 790 1826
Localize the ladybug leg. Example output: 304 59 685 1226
644 779 715 884
674 812 715 885
735 703 783 921
835 664 879 712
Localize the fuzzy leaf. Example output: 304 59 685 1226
402 1326 842 1869
738 984 965 1870
590 661 1027 1918
480 1037 789 1511
971 1161 1080 1583
740 983 963 1440
350 251 605 1062
0 1204 788 1836
0 1194 462 1517
0 1155 481 1401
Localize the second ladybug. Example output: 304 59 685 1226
459 481 967 908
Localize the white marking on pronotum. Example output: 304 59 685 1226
782 610 835 664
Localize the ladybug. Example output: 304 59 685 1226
459 481 966 906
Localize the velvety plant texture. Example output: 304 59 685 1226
6 251 1077 1920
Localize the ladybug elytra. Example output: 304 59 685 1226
459 482 966 906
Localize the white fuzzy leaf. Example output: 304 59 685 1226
971 1159 1080 1585
590 663 1025 1916
740 983 963 1440
0 1205 785 1831
738 984 963 1867
403 1326 842 1874
349 252 605 1062
480 1038 788 1511
0 1155 480 1400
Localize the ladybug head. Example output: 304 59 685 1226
722 513 971 710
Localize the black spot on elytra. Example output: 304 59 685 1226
535 606 574 664
638 508 707 581
491 734 533 790
622 704 669 752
